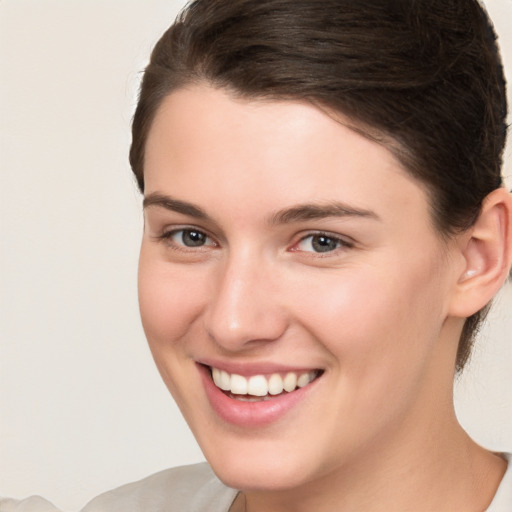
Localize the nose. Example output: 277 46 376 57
204 252 288 352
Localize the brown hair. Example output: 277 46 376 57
130 0 507 371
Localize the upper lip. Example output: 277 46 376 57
197 359 323 377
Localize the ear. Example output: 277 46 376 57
448 187 512 318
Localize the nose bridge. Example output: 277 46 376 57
205 246 286 349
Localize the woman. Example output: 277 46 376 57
82 1 512 510
85 0 511 511
3 0 510 510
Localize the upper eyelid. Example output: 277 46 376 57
295 230 354 245
158 224 214 238
161 226 215 240
144 208 220 236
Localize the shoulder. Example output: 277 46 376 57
80 462 238 512
486 453 512 512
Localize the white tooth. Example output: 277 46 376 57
283 372 298 392
219 370 231 391
268 374 284 395
230 374 248 395
247 375 268 396
297 372 311 388
212 368 221 387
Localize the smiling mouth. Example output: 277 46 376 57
209 366 323 401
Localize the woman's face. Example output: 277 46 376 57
139 85 463 491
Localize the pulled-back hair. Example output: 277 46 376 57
130 0 507 371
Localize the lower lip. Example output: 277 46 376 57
198 364 320 428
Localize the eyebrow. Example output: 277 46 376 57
143 192 380 224
269 202 380 225
143 193 210 220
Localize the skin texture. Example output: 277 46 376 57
138 85 509 511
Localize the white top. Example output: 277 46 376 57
2 453 510 512
81 463 237 512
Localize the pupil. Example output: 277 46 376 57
183 230 206 247
312 235 337 253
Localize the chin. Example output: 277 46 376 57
212 458 311 492
200 436 322 492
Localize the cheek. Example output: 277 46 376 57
137 250 206 349
137 250 211 412
291 262 449 449
294 258 447 370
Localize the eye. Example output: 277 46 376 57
294 233 351 253
164 228 216 248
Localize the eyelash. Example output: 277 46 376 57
156 228 217 251
292 232 354 255
156 228 353 256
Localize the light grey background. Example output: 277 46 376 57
0 1 511 510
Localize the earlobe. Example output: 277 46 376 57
449 187 512 318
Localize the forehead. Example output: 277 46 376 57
144 85 434 231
